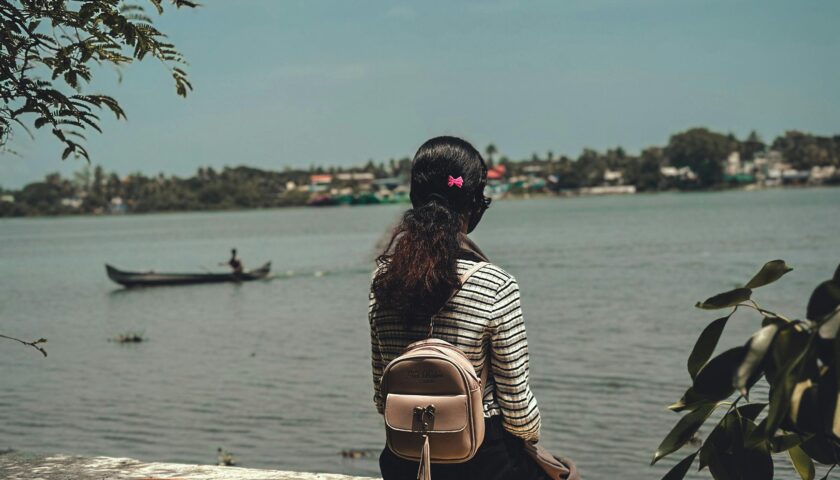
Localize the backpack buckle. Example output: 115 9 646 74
413 405 436 433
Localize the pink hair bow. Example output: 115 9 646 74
447 175 464 188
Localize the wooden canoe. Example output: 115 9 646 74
105 262 271 287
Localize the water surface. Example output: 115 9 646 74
1 188 838 478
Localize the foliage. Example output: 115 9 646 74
1 164 364 215
0 0 197 160
3 127 839 217
739 130 766 162
485 143 497 167
772 131 840 171
665 128 735 187
654 260 840 479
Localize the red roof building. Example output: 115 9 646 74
487 165 506 180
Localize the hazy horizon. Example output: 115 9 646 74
3 0 839 188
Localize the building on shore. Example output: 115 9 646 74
579 185 637 195
309 174 333 193
660 166 698 181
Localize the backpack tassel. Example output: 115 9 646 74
417 434 431 480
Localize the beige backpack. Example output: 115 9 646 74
380 262 489 480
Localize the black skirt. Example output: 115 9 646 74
379 416 550 480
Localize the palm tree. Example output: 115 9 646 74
485 144 498 168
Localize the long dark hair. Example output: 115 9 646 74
373 136 490 322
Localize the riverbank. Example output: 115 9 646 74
0 452 380 480
4 128 839 217
1 183 836 219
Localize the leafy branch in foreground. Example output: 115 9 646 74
654 260 840 479
0 333 47 356
0 0 198 161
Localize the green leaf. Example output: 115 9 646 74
667 389 708 412
800 435 836 465
150 0 164 14
666 392 694 412
770 432 802 453
703 409 773 479
660 451 697 480
652 402 716 464
807 281 840 321
761 315 787 327
789 379 820 431
834 325 840 438
687 315 730 379
672 350 747 411
788 445 815 480
693 347 745 401
696 288 752 310
734 324 779 396
699 413 739 479
673 348 748 411
742 441 774 480
736 403 767 422
765 349 806 438
744 418 768 449
706 452 737 480
765 325 810 383
698 411 727 470
63 70 78 88
745 260 793 289
817 307 840 340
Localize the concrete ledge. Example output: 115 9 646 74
0 453 381 480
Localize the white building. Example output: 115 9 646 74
603 169 624 184
810 165 837 183
725 152 741 176
336 172 375 183
60 197 83 209
109 197 126 214
660 166 698 181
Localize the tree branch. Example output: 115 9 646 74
0 333 48 357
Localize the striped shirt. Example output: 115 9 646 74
369 259 541 442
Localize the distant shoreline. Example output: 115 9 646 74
4 128 838 218
1 184 835 221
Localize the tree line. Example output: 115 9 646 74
492 128 839 191
1 127 839 217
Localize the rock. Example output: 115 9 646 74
0 453 380 480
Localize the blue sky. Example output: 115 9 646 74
4 0 840 187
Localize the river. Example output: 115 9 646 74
1 188 838 478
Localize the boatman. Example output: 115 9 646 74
227 248 243 275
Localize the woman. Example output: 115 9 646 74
368 136 549 480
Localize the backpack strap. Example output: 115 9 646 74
459 261 489 286
427 261 489 338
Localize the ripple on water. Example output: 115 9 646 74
1 190 839 478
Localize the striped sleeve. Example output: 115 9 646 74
369 289 385 414
489 275 541 442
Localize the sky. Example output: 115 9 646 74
3 0 840 187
